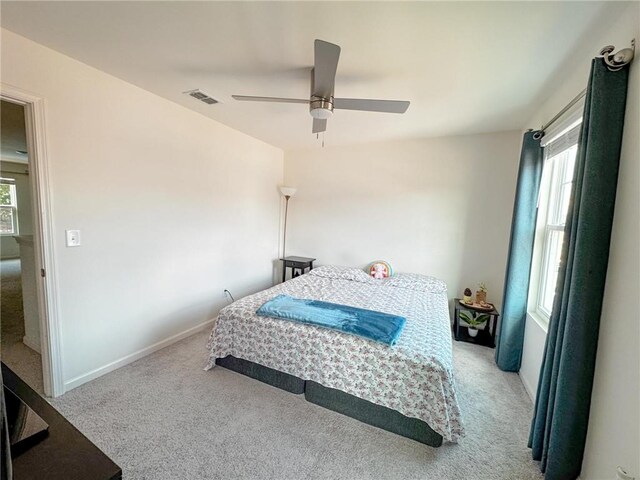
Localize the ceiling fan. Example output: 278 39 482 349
232 39 410 134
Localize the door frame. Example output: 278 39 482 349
1 83 64 397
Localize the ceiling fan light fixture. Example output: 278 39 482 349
310 107 333 119
309 96 333 119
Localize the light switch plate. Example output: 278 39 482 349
65 230 81 247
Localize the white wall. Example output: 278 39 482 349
0 160 34 259
518 3 639 478
283 131 521 309
1 29 284 390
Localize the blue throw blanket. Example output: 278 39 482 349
256 294 406 346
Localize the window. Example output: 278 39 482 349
0 177 19 235
529 107 583 324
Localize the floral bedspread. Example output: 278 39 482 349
206 266 465 442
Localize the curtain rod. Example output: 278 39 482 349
534 88 587 139
533 40 635 140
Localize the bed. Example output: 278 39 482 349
206 265 465 445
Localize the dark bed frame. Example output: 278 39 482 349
215 355 443 447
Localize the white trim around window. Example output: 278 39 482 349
0 177 19 235
528 99 584 329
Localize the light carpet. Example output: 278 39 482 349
51 330 543 480
0 258 44 394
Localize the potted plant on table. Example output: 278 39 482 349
459 311 489 338
476 283 488 304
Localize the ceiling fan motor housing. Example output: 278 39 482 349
310 96 334 119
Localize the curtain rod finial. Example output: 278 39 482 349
600 41 635 71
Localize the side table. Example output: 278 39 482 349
281 256 315 283
452 298 500 348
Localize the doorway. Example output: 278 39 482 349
0 88 62 397
0 100 44 393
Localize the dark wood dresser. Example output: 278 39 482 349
2 363 122 480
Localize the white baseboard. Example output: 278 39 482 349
22 335 41 354
519 372 536 402
63 319 214 393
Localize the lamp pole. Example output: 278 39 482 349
282 194 291 259
279 186 296 262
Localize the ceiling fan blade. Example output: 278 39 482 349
313 40 341 99
232 95 308 104
333 98 410 114
312 118 327 134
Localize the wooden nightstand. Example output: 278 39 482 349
452 298 500 348
281 256 315 282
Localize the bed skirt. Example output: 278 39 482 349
215 356 305 394
215 355 443 447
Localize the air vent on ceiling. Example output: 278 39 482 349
183 89 219 105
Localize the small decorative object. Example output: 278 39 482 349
367 260 393 279
463 288 473 304
459 311 490 338
476 282 487 304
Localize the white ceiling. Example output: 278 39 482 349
0 1 614 150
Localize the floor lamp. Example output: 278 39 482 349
279 186 297 259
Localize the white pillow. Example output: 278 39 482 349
309 265 374 283
383 273 448 294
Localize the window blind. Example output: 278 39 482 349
543 123 582 159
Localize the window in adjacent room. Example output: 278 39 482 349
0 177 19 235
529 102 583 326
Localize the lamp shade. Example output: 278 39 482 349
279 186 297 197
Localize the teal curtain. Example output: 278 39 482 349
529 58 630 479
495 132 543 371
